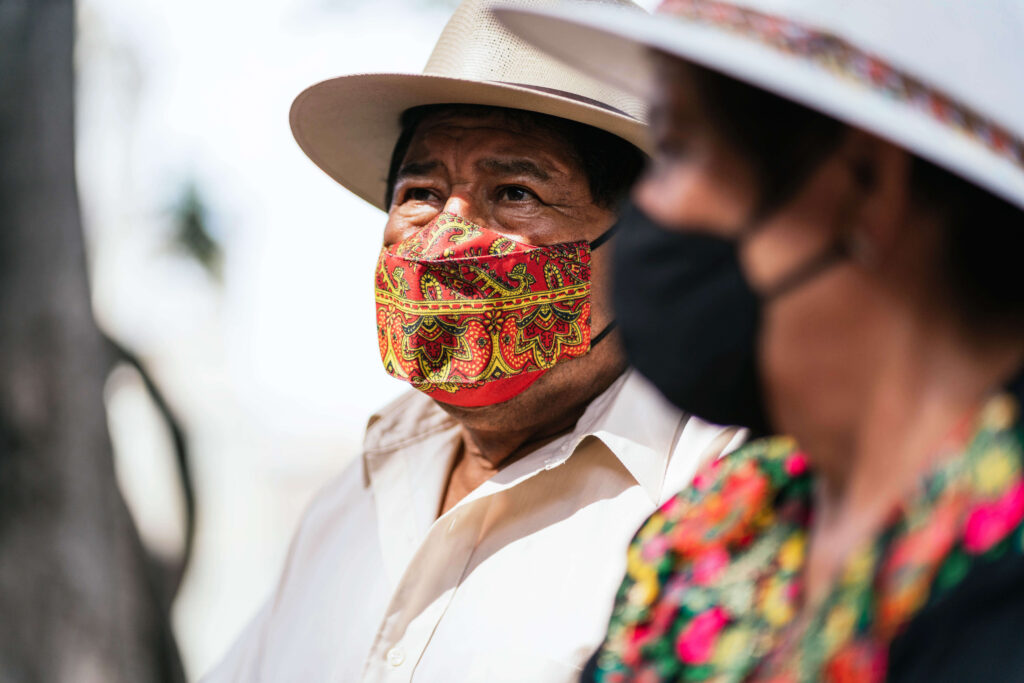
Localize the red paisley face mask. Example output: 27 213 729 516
374 212 615 407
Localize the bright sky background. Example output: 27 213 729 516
75 0 659 678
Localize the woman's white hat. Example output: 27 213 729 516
493 0 1024 211
290 0 648 211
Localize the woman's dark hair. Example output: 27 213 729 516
689 64 1024 329
383 103 646 210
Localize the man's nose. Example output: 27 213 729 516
442 192 488 227
382 191 488 246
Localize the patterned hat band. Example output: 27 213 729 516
655 0 1024 173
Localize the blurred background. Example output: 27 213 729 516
1 0 657 681
74 0 454 678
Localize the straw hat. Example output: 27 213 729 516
494 0 1024 211
289 0 648 211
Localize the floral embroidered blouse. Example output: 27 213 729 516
587 372 1024 682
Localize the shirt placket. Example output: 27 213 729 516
361 494 490 683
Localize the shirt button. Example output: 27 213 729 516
386 647 405 667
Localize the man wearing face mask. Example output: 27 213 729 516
202 1 743 682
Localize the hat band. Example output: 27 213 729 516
657 0 1024 173
495 81 635 118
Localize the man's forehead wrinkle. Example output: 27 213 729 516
416 113 551 140
476 158 553 182
404 129 580 188
415 118 570 155
397 159 442 179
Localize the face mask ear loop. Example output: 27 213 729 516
756 191 861 301
761 240 849 301
588 224 618 251
587 225 620 349
590 319 618 348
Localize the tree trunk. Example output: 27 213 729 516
0 1 186 681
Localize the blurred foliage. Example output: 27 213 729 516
171 184 223 280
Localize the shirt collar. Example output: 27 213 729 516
569 369 684 504
363 369 684 507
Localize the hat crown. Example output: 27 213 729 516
424 0 647 120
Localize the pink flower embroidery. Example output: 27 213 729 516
630 623 654 647
675 606 729 664
691 457 725 493
659 495 683 518
691 471 713 493
642 535 671 562
963 481 1024 554
785 452 809 477
692 547 730 586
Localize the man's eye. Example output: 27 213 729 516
404 187 439 203
497 186 536 202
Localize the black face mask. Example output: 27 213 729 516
612 201 845 436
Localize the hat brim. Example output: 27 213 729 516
290 73 650 211
492 4 1024 212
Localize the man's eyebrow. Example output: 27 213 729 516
476 158 552 182
396 160 441 179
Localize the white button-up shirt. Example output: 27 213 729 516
204 371 742 683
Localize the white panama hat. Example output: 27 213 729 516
493 0 1024 212
290 0 649 211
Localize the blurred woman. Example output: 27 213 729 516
497 1 1024 680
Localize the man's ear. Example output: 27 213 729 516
838 130 912 269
